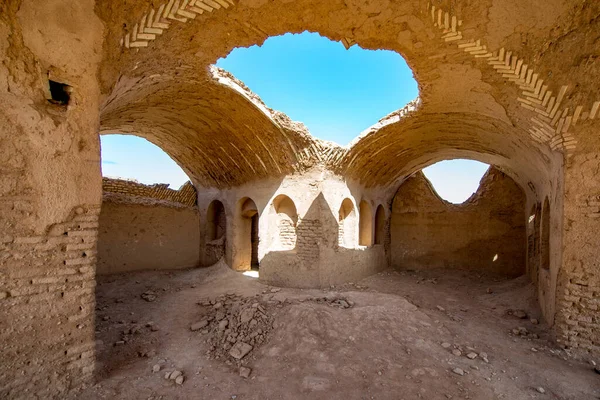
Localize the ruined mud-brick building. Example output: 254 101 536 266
1 0 599 397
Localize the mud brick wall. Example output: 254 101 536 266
0 206 100 398
296 219 321 263
391 168 526 277
97 196 200 275
555 150 600 355
102 177 197 207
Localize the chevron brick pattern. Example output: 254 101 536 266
121 0 236 49
427 2 600 154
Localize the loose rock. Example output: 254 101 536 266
239 366 252 378
230 342 253 360
452 368 465 376
190 320 209 331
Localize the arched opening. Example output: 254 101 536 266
359 200 373 246
97 135 199 275
207 200 226 241
338 198 357 248
235 197 259 271
541 197 551 271
270 194 298 251
391 164 526 278
374 205 386 245
422 160 490 204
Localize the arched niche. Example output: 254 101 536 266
374 205 386 245
338 198 357 249
207 200 226 241
541 197 551 271
270 194 298 251
359 200 373 246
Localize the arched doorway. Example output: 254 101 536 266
235 197 259 271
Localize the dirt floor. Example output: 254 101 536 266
78 262 600 400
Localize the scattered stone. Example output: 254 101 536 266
213 302 223 310
114 341 125 346
191 320 209 331
239 366 252 378
511 309 528 319
452 368 465 376
530 318 539 325
436 305 445 311
175 376 185 385
536 387 545 394
218 319 229 331
240 308 255 324
141 291 157 302
452 349 462 357
479 352 489 363
152 364 161 373
441 342 452 349
270 288 281 293
466 352 478 360
230 342 253 360
169 370 183 380
486 288 493 294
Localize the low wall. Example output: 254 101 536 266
391 168 526 277
97 183 200 274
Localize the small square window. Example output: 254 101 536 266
48 80 71 106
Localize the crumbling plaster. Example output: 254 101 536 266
1 0 600 397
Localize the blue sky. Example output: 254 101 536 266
101 32 488 202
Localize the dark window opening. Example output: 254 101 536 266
48 80 71 106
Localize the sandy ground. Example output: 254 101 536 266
78 263 600 400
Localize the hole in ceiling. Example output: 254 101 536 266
100 134 190 189
422 159 490 204
216 31 418 145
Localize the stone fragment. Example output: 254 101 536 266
441 342 452 348
219 319 229 331
213 302 223 310
452 349 462 357
270 288 281 293
175 376 185 385
452 368 465 376
512 309 528 319
466 352 477 360
141 291 157 302
169 370 183 380
239 366 252 378
536 387 545 394
229 342 253 360
530 318 539 325
191 320 209 331
152 364 161 373
240 308 255 324
436 305 445 311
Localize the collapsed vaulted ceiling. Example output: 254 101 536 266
97 0 600 192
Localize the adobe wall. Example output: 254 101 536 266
391 168 526 277
554 124 600 356
196 167 388 289
97 193 200 275
0 0 104 397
